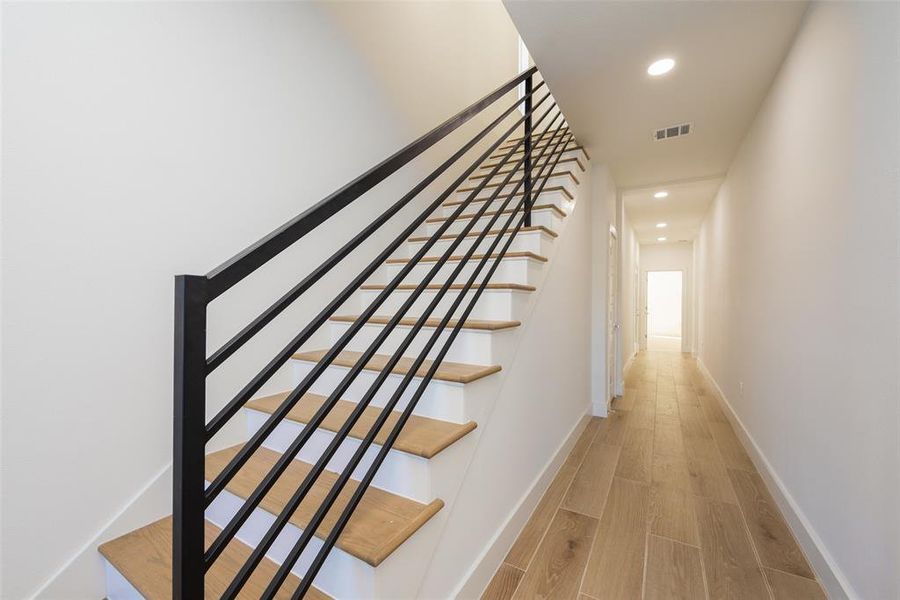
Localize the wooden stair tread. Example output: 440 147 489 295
206 446 443 567
292 348 502 384
487 144 589 163
98 516 330 599
500 127 570 146
408 225 557 243
474 155 585 176
246 391 477 459
331 314 521 331
451 185 574 203
457 171 578 192
426 203 566 223
443 189 571 207
360 282 535 292
497 135 575 152
385 250 547 265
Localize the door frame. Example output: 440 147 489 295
607 226 619 406
640 269 687 352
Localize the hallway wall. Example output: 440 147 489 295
1 3 520 597
694 3 900 598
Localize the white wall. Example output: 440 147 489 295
1 2 519 597
639 242 695 353
695 3 900 598
589 165 618 415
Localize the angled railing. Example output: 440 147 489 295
173 66 578 598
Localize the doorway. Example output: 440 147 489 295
646 270 683 352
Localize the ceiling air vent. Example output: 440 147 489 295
654 122 692 141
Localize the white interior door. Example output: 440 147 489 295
646 270 683 352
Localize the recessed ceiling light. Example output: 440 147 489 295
654 191 668 199
657 237 667 242
647 58 675 76
656 223 667 228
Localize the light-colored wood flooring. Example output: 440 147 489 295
482 351 827 600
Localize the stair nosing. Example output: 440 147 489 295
473 156 586 176
456 170 579 192
425 203 567 223
384 250 547 265
292 348 503 384
246 390 478 459
407 225 558 243
206 445 444 567
359 282 536 293
330 314 521 331
443 189 571 208
488 144 590 162
451 185 574 202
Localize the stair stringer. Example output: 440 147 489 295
408 167 595 599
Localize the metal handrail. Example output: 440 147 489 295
222 115 569 599
203 87 556 572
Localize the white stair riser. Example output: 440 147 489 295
328 319 513 365
358 287 531 321
103 562 143 600
246 409 436 503
381 256 543 287
291 359 471 423
481 147 586 169
405 229 555 258
440 189 571 217
424 208 562 236
455 174 574 200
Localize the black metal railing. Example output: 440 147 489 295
173 66 578 598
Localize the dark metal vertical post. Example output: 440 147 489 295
173 274 207 600
523 74 533 227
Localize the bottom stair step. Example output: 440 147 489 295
206 445 443 567
99 516 331 599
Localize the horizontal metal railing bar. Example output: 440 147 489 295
203 66 537 302
259 125 572 600
204 82 547 375
284 130 574 599
203 82 547 440
203 94 556 569
212 106 562 594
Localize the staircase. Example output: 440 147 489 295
98 68 587 599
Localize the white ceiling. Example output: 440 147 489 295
622 177 722 244
504 0 808 242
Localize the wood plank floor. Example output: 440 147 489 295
482 351 827 600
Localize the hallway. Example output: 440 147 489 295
482 352 825 600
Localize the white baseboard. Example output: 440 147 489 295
452 409 591 599
623 351 636 377
695 359 856 600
